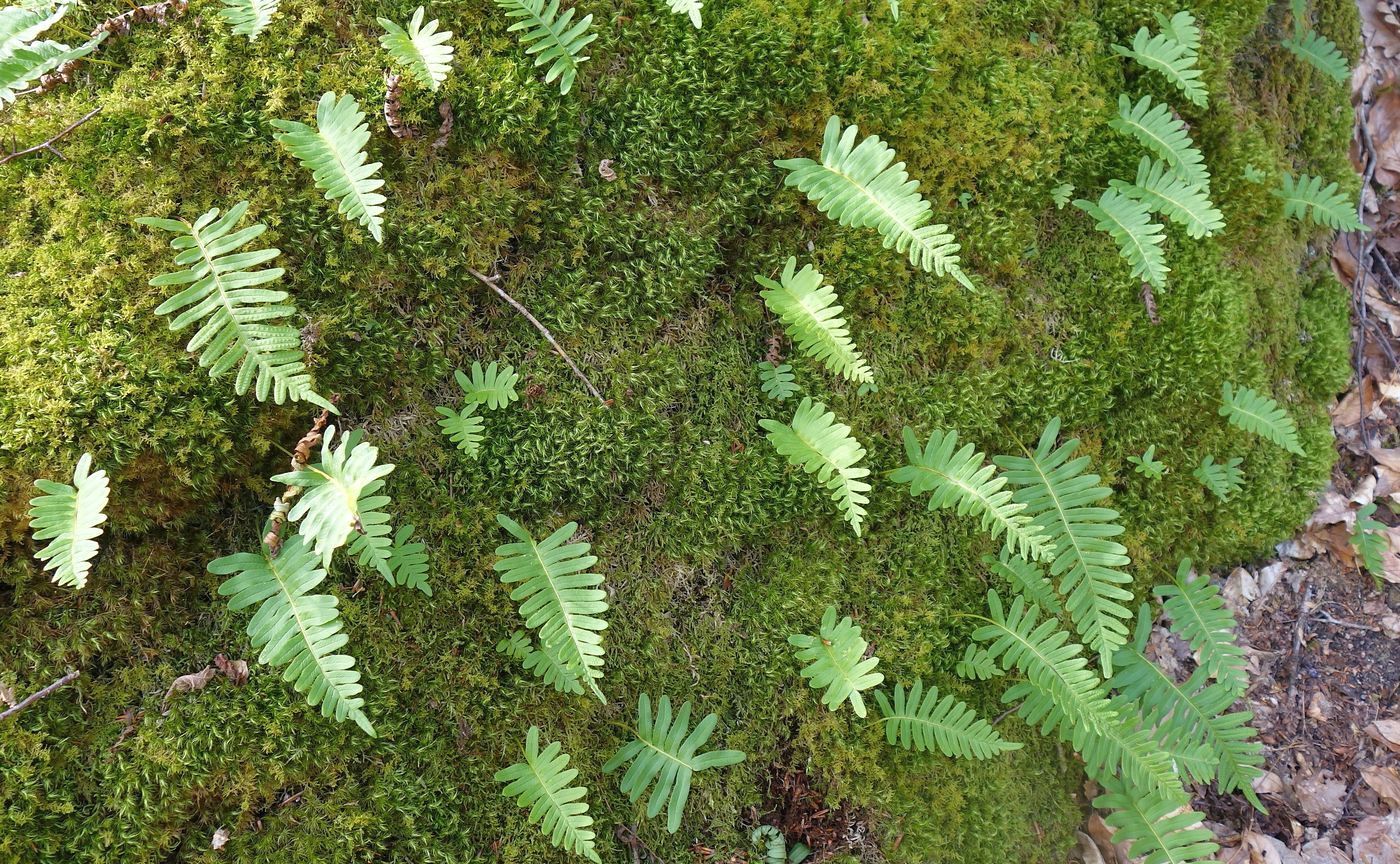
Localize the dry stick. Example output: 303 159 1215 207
1350 72 1382 449
467 266 607 405
0 107 101 167
0 670 80 723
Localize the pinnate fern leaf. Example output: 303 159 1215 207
984 550 1061 614
1128 444 1167 479
272 92 386 243
219 0 278 41
456 361 520 409
378 6 454 90
1153 559 1247 696
1111 157 1223 239
1282 28 1349 83
1109 95 1209 190
664 0 702 28
756 258 873 384
760 398 871 536
1274 173 1365 232
757 361 799 401
603 693 746 833
1154 10 1201 56
1113 26 1208 107
955 644 1002 680
0 2 66 49
788 606 883 717
1219 383 1304 455
436 402 485 456
1192 455 1243 501
212 534 375 735
0 34 104 106
495 0 596 96
495 726 601 863
1353 503 1391 578
272 426 396 566
1093 778 1218 864
28 452 109 590
1073 188 1169 289
875 678 1021 759
776 116 973 288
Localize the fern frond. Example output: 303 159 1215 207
875 678 1021 759
757 361 800 401
603 693 746 833
1353 503 1391 578
1273 173 1365 231
436 402 485 457
1154 10 1201 55
1219 383 1304 455
497 629 532 661
28 452 109 590
0 2 66 50
456 361 521 409
271 426 396 566
0 34 104 106
994 418 1134 676
775 116 973 287
495 726 601 863
1282 28 1349 83
378 7 454 90
495 0 597 95
760 397 871 536
663 0 701 28
1109 95 1209 190
1152 559 1248 696
212 535 374 735
272 92 386 243
219 0 278 41
886 0 898 21
1111 157 1224 239
955 644 1002 680
1073 188 1169 289
386 524 430 594
1128 444 1167 479
1192 455 1243 501
1093 778 1219 864
522 639 585 695
892 427 1053 562
1113 27 1208 107
755 257 873 384
137 202 332 410
983 550 1061 614
493 514 608 702
788 606 883 717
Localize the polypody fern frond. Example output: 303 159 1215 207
603 693 746 833
875 678 1021 759
1111 157 1224 239
378 6 454 91
760 398 871 536
1273 173 1365 232
495 726 600 863
1192 455 1243 502
219 0 278 41
137 201 333 410
788 606 883 717
955 644 1002 681
272 92 386 243
776 116 973 288
1353 503 1391 579
1113 26 1208 107
436 402 485 457
1219 383 1304 455
495 0 596 96
1073 188 1169 289
1109 95 1209 190
1154 10 1201 56
755 257 873 384
497 630 583 694
1282 28 1349 83
664 0 702 28
0 34 104 106
456 361 520 410
351 516 430 595
1093 778 1218 864
757 361 800 401
984 550 1062 614
0 2 65 51
271 426 396 566
1128 444 1167 479
28 452 109 590
1153 559 1248 696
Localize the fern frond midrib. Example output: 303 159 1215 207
821 155 933 259
511 0 579 68
1095 199 1155 267
306 462 362 524
187 219 282 380
266 549 361 721
879 707 971 742
987 617 1107 734
317 118 378 227
637 732 699 770
524 535 600 693
785 283 861 370
1122 648 1249 781
817 636 866 698
525 754 583 838
905 461 1030 543
1116 790 1191 864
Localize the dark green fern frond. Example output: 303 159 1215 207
983 550 1061 614
788 606 883 717
496 630 583 694
760 398 871 536
1093 778 1218 864
875 678 1021 759
1073 188 1169 289
757 361 800 401
1353 503 1391 578
1154 10 1200 55
955 644 1002 680
1282 28 1349 83
1113 26 1208 107
755 257 873 384
1153 559 1248 696
495 726 600 862
1220 383 1304 455
1274 173 1366 231
1111 157 1223 239
436 402 485 456
1109 94 1209 189
495 0 596 95
1128 444 1167 479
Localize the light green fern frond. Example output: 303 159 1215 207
983 550 1061 614
436 402 485 457
387 524 430 594
378 6 454 90
1282 28 1348 83
1192 455 1243 501
757 361 799 401
212 535 375 735
776 116 973 288
493 514 608 702
955 644 1002 681
1073 188 1169 289
28 452 109 590
495 726 601 863
1273 173 1365 232
272 426 396 565
1109 94 1209 189
1153 559 1248 696
886 0 897 21
664 0 701 28
219 0 278 40
456 361 521 409
0 34 104 106
137 202 332 410
603 693 746 833
892 427 1053 562
1154 10 1201 55
495 0 596 95
755 257 873 384
523 639 585 695
1111 157 1223 239
497 629 532 661
0 1 66 50
788 606 883 717
1219 383 1304 455
875 678 1021 759
272 92 386 243
1113 26 1208 107
994 418 1134 676
1128 444 1167 479
1093 778 1218 864
1353 503 1391 578
760 397 871 536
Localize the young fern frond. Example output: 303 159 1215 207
436 402 485 457
891 427 1053 562
1110 157 1224 239
1109 95 1209 190
349 511 430 595
495 0 596 96
955 644 1002 681
456 361 521 409
493 515 608 702
603 693 746 833
1153 558 1248 696
1112 26 1208 107
1192 455 1243 501
272 92 386 243
757 361 800 401
1074 188 1169 289
788 606 883 717
384 524 430 594
212 535 375 735
874 678 1021 759
494 726 601 863
983 550 1061 614
1154 10 1200 56
0 34 105 106
1274 173 1365 231
271 427 396 566
219 0 278 41
755 257 873 384
1093 778 1219 864
663 0 702 28
1128 444 1167 479
497 630 583 694
776 116 973 288
1353 503 1391 578
1282 28 1349 83
28 453 109 590
994 418 1134 676
760 398 871 536
136 201 333 410
1220 383 1304 455
378 7 454 91
498 629 532 661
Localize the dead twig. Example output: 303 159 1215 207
382 70 414 140
0 107 101 167
467 266 607 405
0 669 80 722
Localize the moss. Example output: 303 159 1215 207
0 0 1356 861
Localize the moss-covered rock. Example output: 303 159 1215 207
0 0 1357 861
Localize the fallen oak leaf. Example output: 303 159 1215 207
1363 766 1400 809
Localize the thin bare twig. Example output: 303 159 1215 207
0 670 80 722
467 266 607 405
0 107 101 167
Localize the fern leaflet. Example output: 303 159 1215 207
1109 94 1209 190
495 726 601 862
1273 173 1365 231
436 402 485 457
1093 778 1219 864
456 361 520 409
760 398 871 536
875 678 1021 759
757 361 799 401
219 0 278 41
28 452 109 590
1073 188 1169 289
1113 26 1208 107
664 0 702 28
0 2 67 50
788 606 883 717
271 426 396 566
955 644 1002 681
1282 28 1349 83
1353 503 1391 579
1219 383 1305 455
1111 157 1223 239
495 0 596 96
272 92 387 243
1192 455 1243 501
378 6 454 91
0 34 104 106
1154 10 1201 56
1153 559 1248 696
984 550 1061 614
755 257 873 384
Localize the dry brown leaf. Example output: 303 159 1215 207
1299 838 1349 864
1369 719 1400 753
1352 812 1400 864
1296 770 1349 823
1254 770 1287 796
211 827 229 850
1361 1 1400 59
161 666 216 714
1240 830 1287 864
0 679 14 708
1074 830 1106 864
214 654 249 686
1086 812 1128 864
1363 766 1400 809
